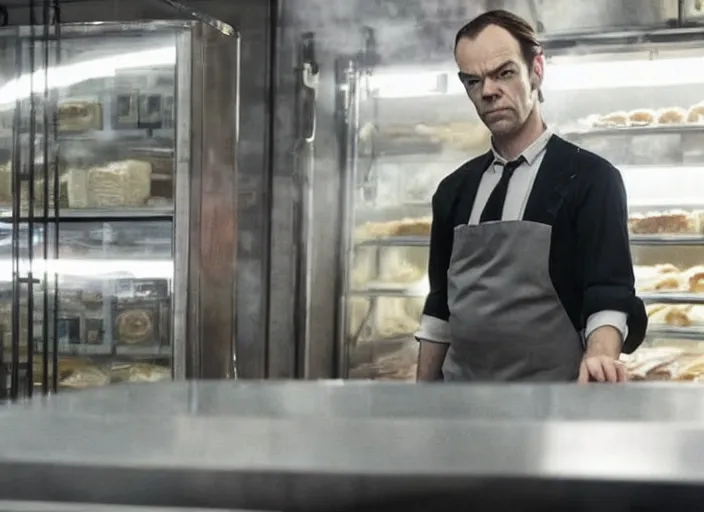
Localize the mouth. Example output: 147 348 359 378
485 108 510 117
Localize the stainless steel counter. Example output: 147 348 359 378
2 381 704 511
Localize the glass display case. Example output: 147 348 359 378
0 19 240 397
338 27 704 382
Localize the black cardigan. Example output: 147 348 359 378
423 135 647 353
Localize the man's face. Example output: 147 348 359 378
455 25 542 137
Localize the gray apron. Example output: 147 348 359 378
442 220 583 382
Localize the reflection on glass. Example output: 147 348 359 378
0 27 179 394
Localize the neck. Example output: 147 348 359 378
492 107 545 161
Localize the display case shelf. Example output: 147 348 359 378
0 206 174 222
26 344 172 357
646 326 704 341
561 123 704 139
638 293 704 305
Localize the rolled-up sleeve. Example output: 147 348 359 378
576 161 646 352
415 191 453 344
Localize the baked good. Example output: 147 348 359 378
654 263 679 274
58 101 102 132
685 266 704 293
115 309 154 344
675 356 704 381
628 210 693 234
354 217 432 240
687 102 704 123
119 363 171 383
648 305 704 327
375 297 421 339
594 111 629 127
354 221 393 240
628 109 656 126
60 366 110 388
652 274 684 291
393 217 432 237
657 107 687 125
67 160 152 208
622 347 684 380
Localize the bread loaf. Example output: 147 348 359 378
68 160 152 208
657 107 687 124
628 109 655 126
594 111 629 127
686 102 704 123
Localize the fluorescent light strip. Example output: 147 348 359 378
0 258 173 283
370 56 704 99
0 47 176 106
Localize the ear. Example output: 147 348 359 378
531 53 545 90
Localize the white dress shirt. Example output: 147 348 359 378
416 129 628 345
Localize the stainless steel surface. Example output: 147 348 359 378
172 29 192 381
185 22 239 379
3 382 704 510
335 59 363 379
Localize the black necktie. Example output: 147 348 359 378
479 157 525 223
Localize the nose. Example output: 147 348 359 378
481 76 501 101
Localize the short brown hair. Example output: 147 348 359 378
455 10 544 102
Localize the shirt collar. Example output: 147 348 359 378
489 128 553 170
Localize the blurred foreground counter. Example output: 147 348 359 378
3 381 704 511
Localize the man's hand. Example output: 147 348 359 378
578 325 628 383
578 355 627 383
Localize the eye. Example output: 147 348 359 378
499 69 516 79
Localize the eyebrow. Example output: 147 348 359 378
461 59 518 80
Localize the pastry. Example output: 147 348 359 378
115 309 154 344
687 102 704 123
622 347 684 380
354 217 432 240
647 305 693 326
60 366 110 388
646 303 669 318
392 217 432 237
127 363 170 383
685 266 704 293
675 356 704 381
652 274 685 291
657 107 687 125
594 111 629 127
654 263 679 274
628 109 656 126
628 210 693 234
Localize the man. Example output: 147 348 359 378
415 10 647 383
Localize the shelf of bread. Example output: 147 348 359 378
0 157 174 216
621 347 704 381
359 104 704 159
562 102 704 137
629 209 704 236
359 121 491 158
25 356 171 390
0 276 171 357
352 213 704 248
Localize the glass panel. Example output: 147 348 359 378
0 24 179 395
